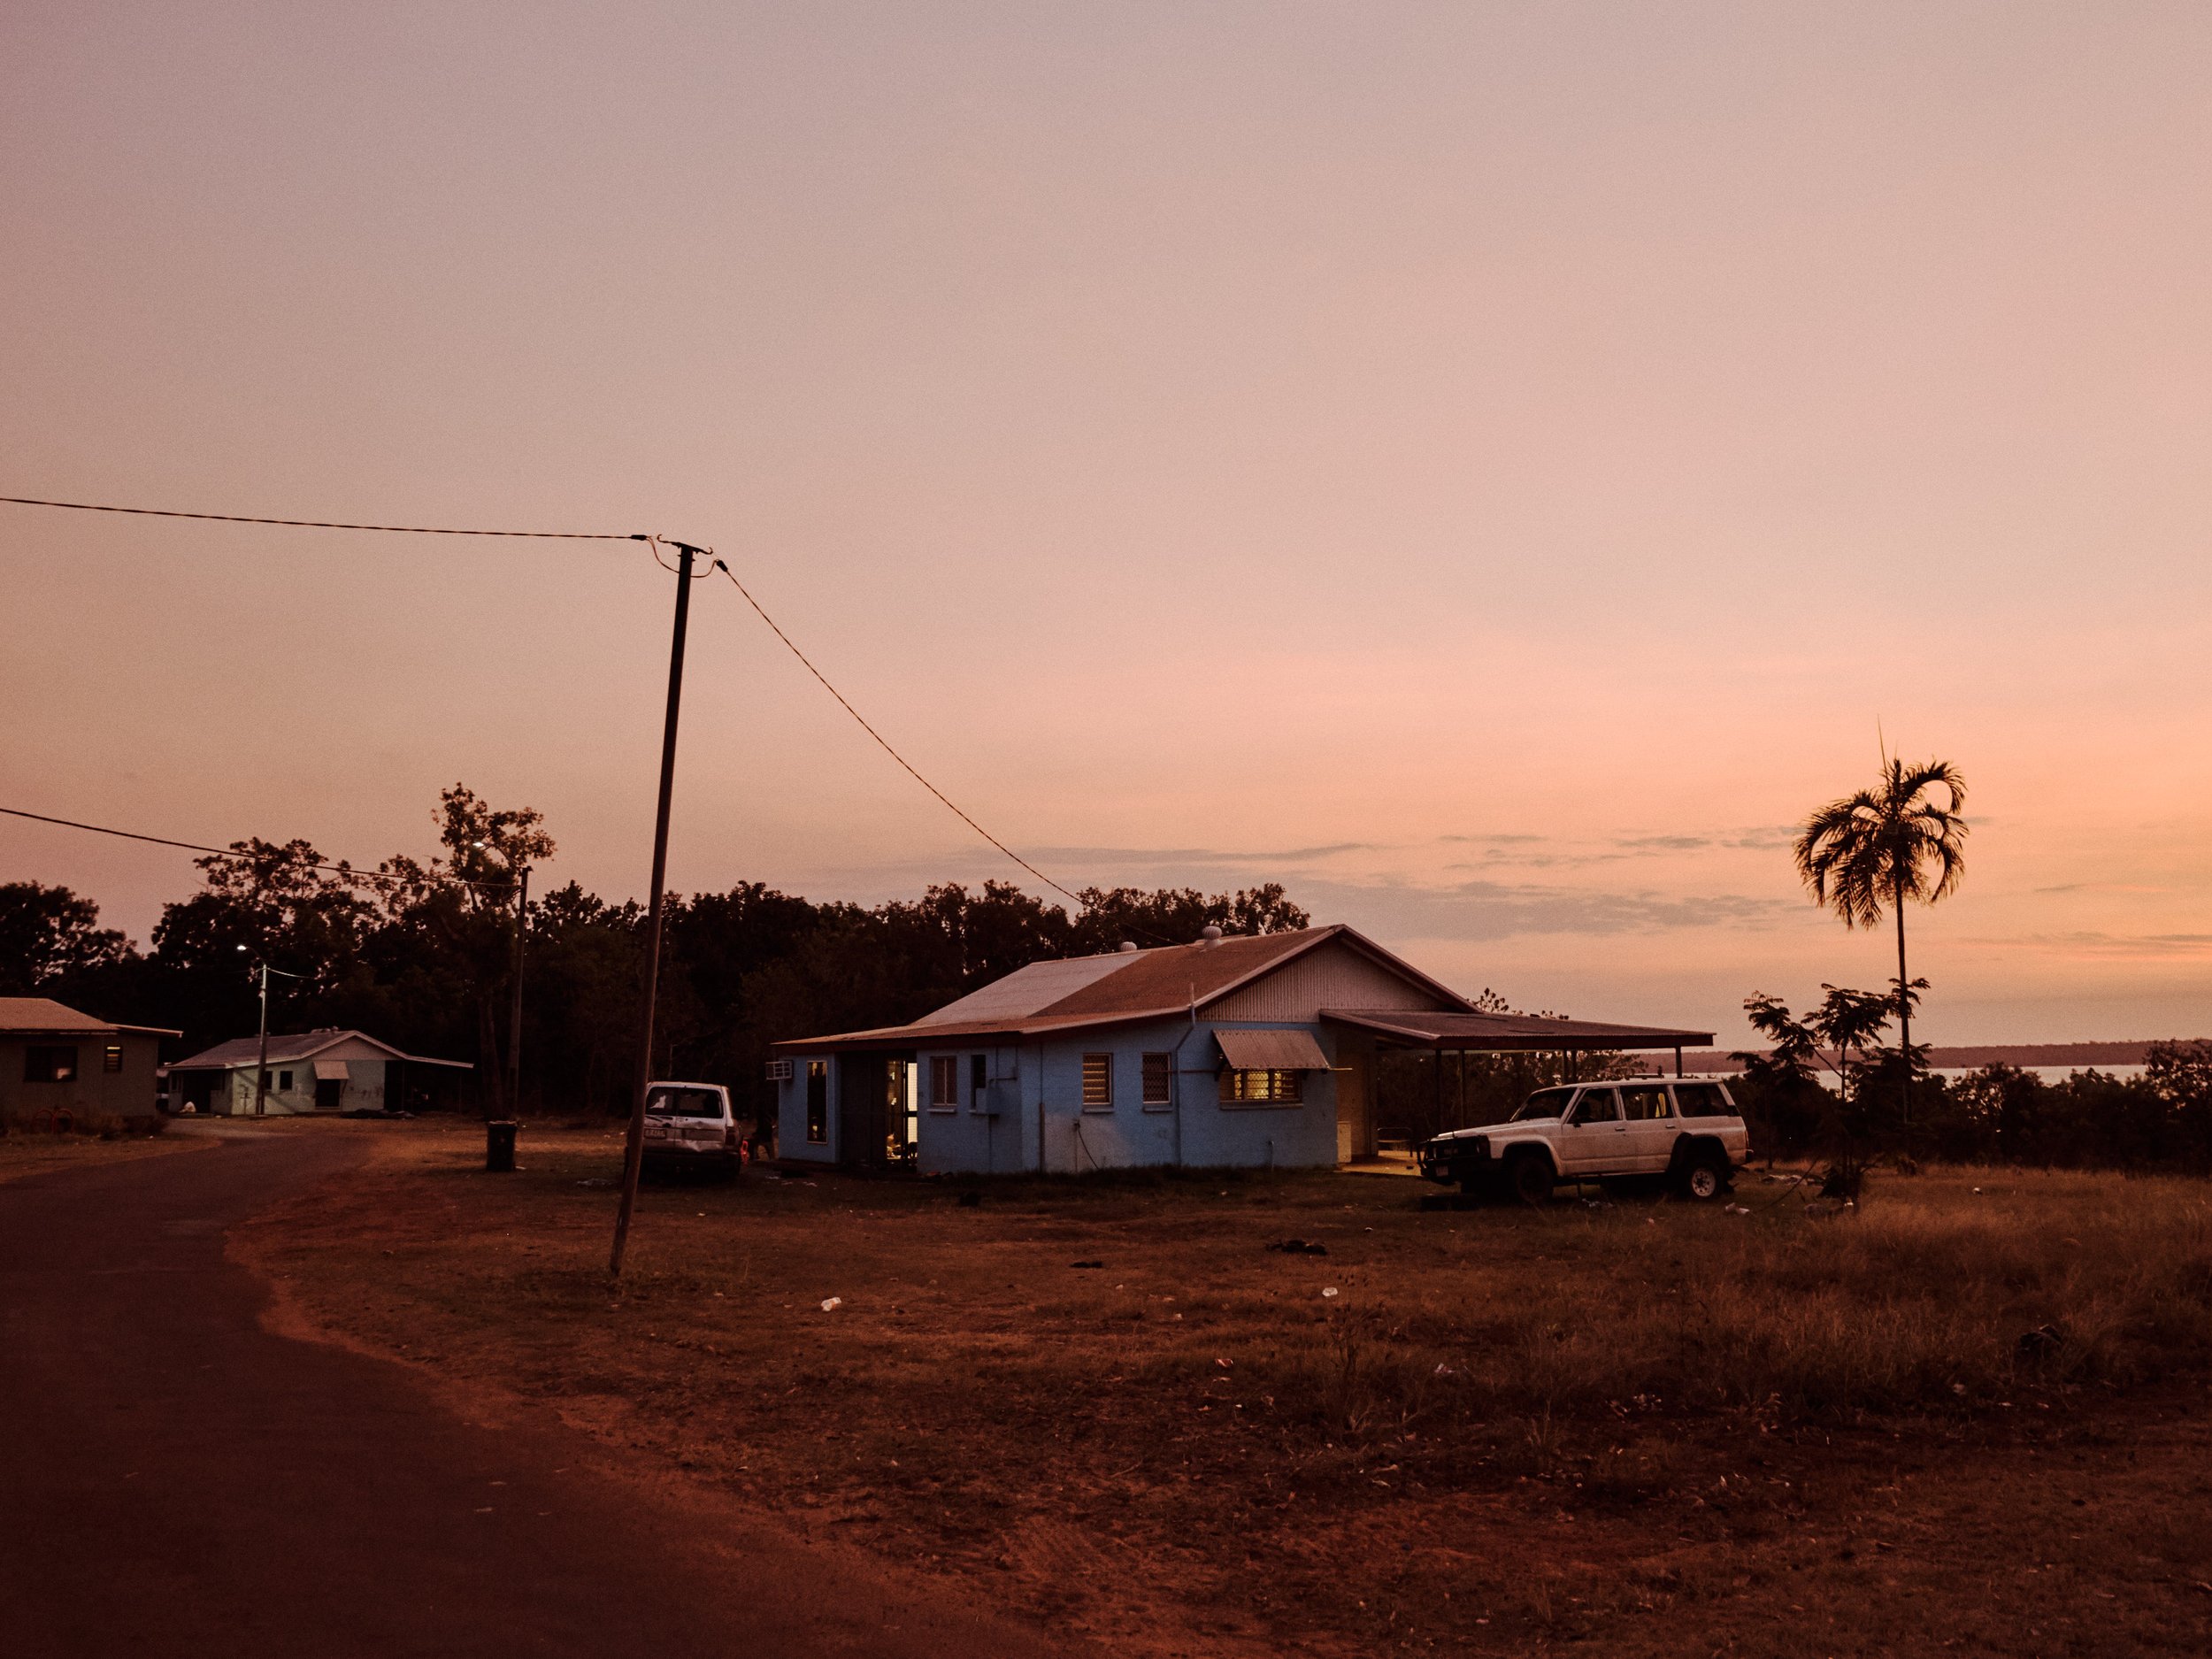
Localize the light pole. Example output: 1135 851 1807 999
475 839 531 1117
508 864 529 1113
235 947 302 1117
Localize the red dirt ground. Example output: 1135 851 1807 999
237 1122 2212 1657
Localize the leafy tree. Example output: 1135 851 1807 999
1732 985 1897 1187
146 839 378 1051
1815 985 1895 1116
1734 993 1829 1156
1063 884 1310 955
0 882 130 996
2143 1040 2212 1171
510 882 647 1115
1794 758 1968 1121
373 785 555 1115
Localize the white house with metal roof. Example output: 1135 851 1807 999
769 924 1709 1175
165 1029 472 1117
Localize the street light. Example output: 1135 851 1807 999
237 947 303 1117
501 856 530 1118
466 838 532 1118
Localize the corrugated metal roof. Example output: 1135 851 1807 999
1321 1009 1714 1051
912 952 1137 1025
0 997 179 1038
168 1030 472 1071
773 925 1479 1051
1039 930 1323 1018
0 996 116 1034
1215 1027 1333 1071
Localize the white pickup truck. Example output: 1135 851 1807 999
1417 1079 1749 1204
641 1080 749 1172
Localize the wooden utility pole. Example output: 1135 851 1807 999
611 541 703 1276
252 963 271 1117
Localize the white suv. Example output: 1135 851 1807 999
1417 1079 1748 1204
641 1081 748 1172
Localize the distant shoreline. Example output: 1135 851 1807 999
1672 1041 2198 1074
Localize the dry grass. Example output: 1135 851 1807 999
0 1112 198 1185
237 1125 2212 1657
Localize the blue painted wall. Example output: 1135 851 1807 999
914 1018 1340 1174
778 1021 1344 1174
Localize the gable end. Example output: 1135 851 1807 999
1200 937 1463 1022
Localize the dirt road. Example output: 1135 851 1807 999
0 1128 1074 1659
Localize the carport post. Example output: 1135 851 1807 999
610 541 701 1277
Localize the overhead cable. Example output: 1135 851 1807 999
0 494 649 541
709 560 1091 912
0 805 510 894
0 491 1125 927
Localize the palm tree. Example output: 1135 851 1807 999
1793 758 1968 1123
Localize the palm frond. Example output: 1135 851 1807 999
1793 758 1969 927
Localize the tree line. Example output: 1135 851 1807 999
0 784 1309 1121
1726 989 2212 1176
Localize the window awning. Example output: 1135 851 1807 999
313 1060 349 1081
1215 1028 1332 1071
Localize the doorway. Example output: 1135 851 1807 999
836 1055 917 1172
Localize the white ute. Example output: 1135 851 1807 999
641 1080 748 1171
1417 1079 1750 1204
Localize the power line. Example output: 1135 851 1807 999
1 489 1116 925
709 560 1094 913
0 494 649 541
0 805 509 894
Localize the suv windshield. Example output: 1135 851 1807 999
1511 1087 1576 1122
647 1088 723 1118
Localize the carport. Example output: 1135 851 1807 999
1318 1008 1716 1140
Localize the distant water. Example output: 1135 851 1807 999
1671 1064 2149 1088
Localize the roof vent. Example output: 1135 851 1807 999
1199 924 1225 948
1118 940 1140 954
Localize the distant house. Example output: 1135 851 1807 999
165 1029 472 1117
0 997 180 1120
769 924 1709 1175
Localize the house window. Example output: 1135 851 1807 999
1141 1052 1172 1109
1219 1067 1303 1106
805 1060 829 1143
103 1044 124 1073
260 1071 274 1091
929 1056 959 1112
1080 1053 1113 1110
24 1046 78 1083
279 1070 295 1093
970 1053 987 1106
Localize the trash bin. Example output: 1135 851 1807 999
485 1118 518 1172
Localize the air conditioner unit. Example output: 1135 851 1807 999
764 1059 794 1082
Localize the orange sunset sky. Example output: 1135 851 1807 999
5 4 2211 1045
